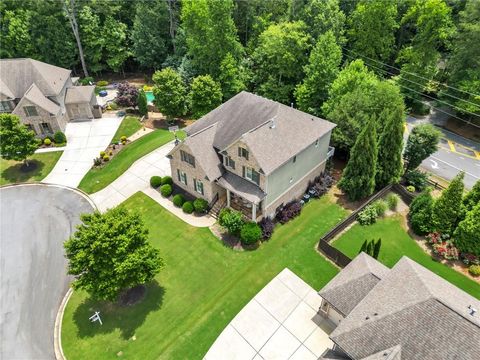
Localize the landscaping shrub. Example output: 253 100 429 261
240 222 262 246
53 131 66 144
193 198 208 213
102 155 110 162
160 184 172 197
161 176 173 185
219 208 244 235
409 190 434 235
276 201 302 224
386 193 399 210
100 151 106 157
357 205 378 225
468 265 480 277
310 171 334 197
405 169 428 191
150 176 162 188
97 80 108 87
93 157 102 166
406 185 416 192
79 76 94 85
259 217 275 240
372 200 387 217
173 194 185 207
44 138 51 146
108 102 119 111
182 201 194 214
120 135 127 142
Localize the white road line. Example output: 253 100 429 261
429 155 480 179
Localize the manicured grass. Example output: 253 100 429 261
333 215 480 299
78 129 183 194
111 116 143 143
62 193 347 360
0 151 62 186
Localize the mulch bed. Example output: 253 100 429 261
20 161 38 173
210 223 243 251
118 285 146 306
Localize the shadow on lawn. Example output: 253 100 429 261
1 160 44 183
73 280 165 339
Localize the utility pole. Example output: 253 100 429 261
64 0 89 77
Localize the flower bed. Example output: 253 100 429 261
92 136 130 168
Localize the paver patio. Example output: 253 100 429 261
204 268 335 360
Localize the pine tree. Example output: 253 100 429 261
462 179 480 216
409 190 435 235
454 203 480 256
432 172 465 235
359 239 368 253
375 105 404 188
338 116 378 201
137 89 148 119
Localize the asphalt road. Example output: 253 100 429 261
0 184 94 360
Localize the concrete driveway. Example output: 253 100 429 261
204 269 335 360
43 116 122 187
0 184 94 360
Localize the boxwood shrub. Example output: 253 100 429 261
173 194 185 207
193 198 208 213
150 176 162 188
160 184 172 197
182 201 194 214
161 176 173 185
240 222 262 245
53 131 67 144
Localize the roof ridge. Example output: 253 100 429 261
189 122 217 138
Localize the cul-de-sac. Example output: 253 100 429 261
1 1 479 359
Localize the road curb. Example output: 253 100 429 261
54 288 73 360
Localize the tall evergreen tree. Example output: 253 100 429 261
137 89 148 119
432 172 465 235
462 180 480 215
409 189 435 235
338 116 378 201
454 203 480 257
375 104 405 188
295 31 342 116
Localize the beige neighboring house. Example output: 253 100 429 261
317 253 480 359
168 91 336 221
0 58 101 136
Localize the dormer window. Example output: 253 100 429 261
238 147 249 160
24 106 38 117
180 150 195 167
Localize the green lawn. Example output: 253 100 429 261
0 151 62 186
78 129 182 193
333 215 480 299
111 116 143 144
62 192 347 360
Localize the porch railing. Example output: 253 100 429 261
327 146 335 159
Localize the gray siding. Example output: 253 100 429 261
265 131 331 207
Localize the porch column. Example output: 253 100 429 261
252 203 257 221
226 189 231 207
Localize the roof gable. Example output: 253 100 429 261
17 83 60 115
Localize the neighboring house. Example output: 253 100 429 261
168 91 336 220
0 58 101 136
318 253 480 359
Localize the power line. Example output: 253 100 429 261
342 52 480 119
342 47 480 100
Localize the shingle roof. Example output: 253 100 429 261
329 256 480 360
185 91 336 175
23 83 60 115
216 171 266 204
319 253 389 316
65 86 95 104
359 346 401 360
0 78 15 99
0 58 71 97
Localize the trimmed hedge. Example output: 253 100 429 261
240 222 262 245
173 194 185 207
160 184 173 197
161 176 173 185
193 198 208 213
150 176 162 188
53 131 67 144
182 201 194 214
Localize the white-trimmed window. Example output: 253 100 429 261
24 106 38 117
180 150 195 167
243 166 260 185
177 169 187 185
194 179 204 195
225 156 235 169
238 147 249 160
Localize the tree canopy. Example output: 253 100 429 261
0 114 38 164
454 203 480 256
403 124 442 171
152 67 187 120
432 171 465 235
189 75 223 119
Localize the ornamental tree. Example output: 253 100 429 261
338 116 378 201
432 172 465 235
189 75 222 119
454 203 480 256
115 82 139 108
64 207 164 301
152 67 187 120
0 114 38 166
408 189 435 235
137 89 148 119
403 124 442 171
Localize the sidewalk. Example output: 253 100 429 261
90 141 216 227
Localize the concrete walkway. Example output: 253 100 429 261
35 146 66 153
90 141 216 227
204 269 335 360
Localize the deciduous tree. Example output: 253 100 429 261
218 53 246 100
64 207 164 301
189 75 223 119
338 116 378 201
299 0 346 43
432 172 465 235
403 124 442 171
152 68 187 120
0 114 38 166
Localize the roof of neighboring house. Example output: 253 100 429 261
65 86 95 104
216 171 266 204
319 253 389 316
328 256 480 360
0 58 71 97
22 83 60 115
185 91 336 175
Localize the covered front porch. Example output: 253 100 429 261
216 171 266 221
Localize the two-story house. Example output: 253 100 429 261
168 91 336 220
0 58 101 136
